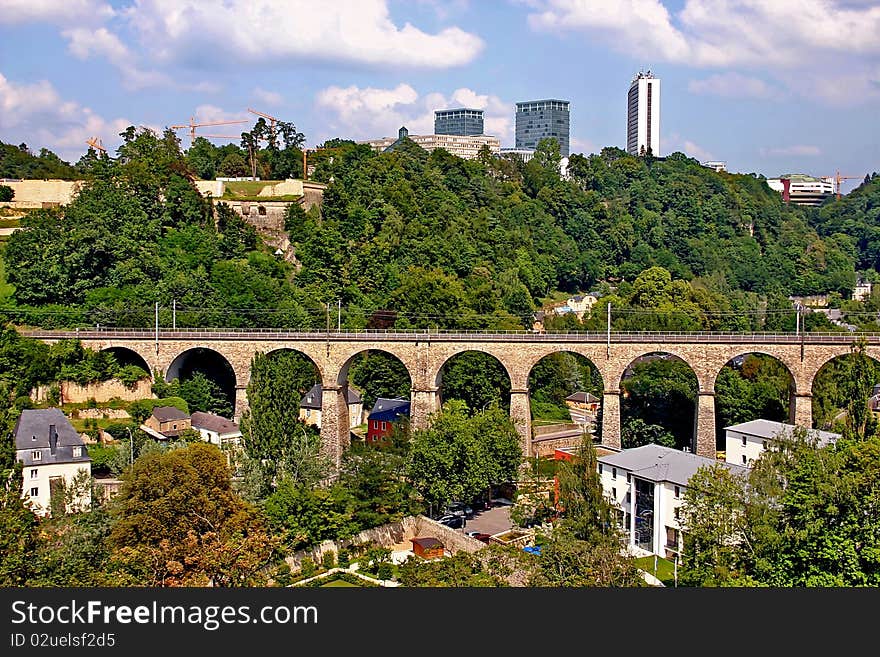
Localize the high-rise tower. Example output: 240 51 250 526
515 99 570 157
626 71 660 156
434 108 484 136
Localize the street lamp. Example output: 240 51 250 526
125 427 134 467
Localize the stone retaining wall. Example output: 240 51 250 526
286 515 485 570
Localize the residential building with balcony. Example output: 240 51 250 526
597 444 748 558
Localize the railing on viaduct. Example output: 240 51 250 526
23 329 879 468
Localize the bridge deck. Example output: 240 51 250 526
22 329 880 345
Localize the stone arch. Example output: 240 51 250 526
810 351 880 430
336 348 414 392
526 350 605 444
617 351 701 453
100 347 152 379
264 346 325 385
713 352 795 449
165 347 237 417
435 349 513 411
432 348 516 392
710 349 799 394
607 346 704 392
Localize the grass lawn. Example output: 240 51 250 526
70 417 134 433
0 243 15 301
320 579 361 587
635 556 677 586
222 180 281 196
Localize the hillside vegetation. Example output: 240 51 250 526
0 128 875 332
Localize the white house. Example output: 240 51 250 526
597 444 748 559
298 383 363 429
14 408 91 517
854 278 873 302
190 411 242 447
565 294 598 319
724 419 841 467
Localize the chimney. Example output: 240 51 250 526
49 424 58 455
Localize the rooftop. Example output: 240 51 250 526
435 108 483 114
190 411 239 434
724 419 840 447
598 444 748 487
411 537 443 550
369 397 411 421
14 408 91 466
151 406 190 422
566 391 599 403
516 99 570 107
299 383 362 410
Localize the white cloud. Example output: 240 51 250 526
683 140 714 161
527 1 880 105
124 0 483 69
314 84 513 144
759 145 822 157
0 0 113 25
0 72 130 161
253 88 284 107
529 0 690 62
528 1 880 66
63 26 128 60
570 136 597 155
688 72 779 100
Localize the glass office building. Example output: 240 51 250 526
434 108 484 136
515 99 570 156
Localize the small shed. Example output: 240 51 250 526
410 537 444 560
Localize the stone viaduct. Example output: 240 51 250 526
24 329 880 469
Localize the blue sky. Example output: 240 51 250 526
1 0 878 192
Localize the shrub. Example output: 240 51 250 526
299 556 316 579
337 547 350 568
47 384 61 406
322 550 336 570
376 562 393 581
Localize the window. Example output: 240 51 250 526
30 487 38 497
627 473 631 483
598 463 603 474
742 454 747 464
172 424 177 430
674 507 680 520
372 421 378 429
612 467 617 479
305 409 311 418
381 421 387 431
612 487 617 498
32 451 41 461
371 436 377 442
674 485 680 499
625 492 631 504
762 440 767 449
30 469 38 479
666 527 679 548
741 435 747 446
73 446 82 458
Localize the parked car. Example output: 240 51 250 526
437 514 465 529
445 501 474 518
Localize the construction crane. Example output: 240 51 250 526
247 107 279 131
170 116 249 145
825 170 863 201
85 136 106 154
